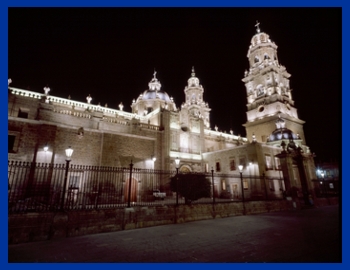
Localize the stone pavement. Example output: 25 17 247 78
8 205 341 263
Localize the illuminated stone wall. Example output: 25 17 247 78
8 92 158 167
9 200 297 244
8 118 156 168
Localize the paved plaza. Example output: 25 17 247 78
8 205 341 263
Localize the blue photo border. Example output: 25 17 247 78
3 0 347 269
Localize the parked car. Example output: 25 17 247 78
153 189 166 200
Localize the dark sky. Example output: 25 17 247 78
8 8 341 163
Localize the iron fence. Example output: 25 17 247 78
8 160 286 214
312 178 340 198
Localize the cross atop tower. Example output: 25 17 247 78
255 20 260 33
191 66 196 77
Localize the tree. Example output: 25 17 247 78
170 173 211 204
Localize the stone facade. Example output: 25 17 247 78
8 26 317 203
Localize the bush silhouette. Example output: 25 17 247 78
170 173 211 204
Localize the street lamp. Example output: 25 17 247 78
43 144 49 163
211 167 215 208
152 156 156 170
175 157 180 206
61 146 73 210
320 171 329 204
238 165 246 215
317 169 321 177
43 144 49 152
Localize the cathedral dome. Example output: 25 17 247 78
141 89 171 102
267 116 300 142
137 71 171 103
249 22 273 47
267 128 299 142
250 32 271 47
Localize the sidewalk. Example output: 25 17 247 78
8 205 341 263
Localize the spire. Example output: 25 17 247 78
187 67 200 87
149 70 161 91
191 66 196 77
255 20 261 33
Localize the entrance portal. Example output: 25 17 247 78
124 177 138 202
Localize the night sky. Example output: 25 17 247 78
8 7 341 163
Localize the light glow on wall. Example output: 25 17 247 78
169 151 202 161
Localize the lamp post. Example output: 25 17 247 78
320 171 329 205
320 171 325 196
238 165 246 215
211 167 215 208
61 146 73 210
127 159 134 208
152 156 156 170
175 157 180 206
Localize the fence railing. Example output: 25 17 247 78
312 179 340 198
8 161 288 214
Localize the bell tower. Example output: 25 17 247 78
180 67 211 130
242 22 306 144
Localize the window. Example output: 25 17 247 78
18 109 29 119
216 162 221 172
278 180 285 191
221 179 226 190
239 157 246 169
275 157 281 170
230 159 236 171
258 105 265 112
8 135 16 153
243 179 249 190
8 131 20 153
232 184 238 196
265 155 272 170
205 163 209 173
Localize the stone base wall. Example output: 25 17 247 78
9 199 333 245
312 196 339 207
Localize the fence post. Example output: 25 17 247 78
61 159 71 210
211 168 215 210
239 167 246 215
127 160 133 207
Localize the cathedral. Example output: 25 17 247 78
8 25 317 203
